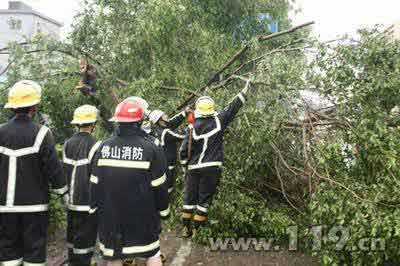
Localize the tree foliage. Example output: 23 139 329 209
303 30 400 265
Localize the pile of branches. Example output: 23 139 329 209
271 104 348 213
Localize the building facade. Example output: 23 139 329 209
0 1 63 76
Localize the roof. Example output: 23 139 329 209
0 9 63 27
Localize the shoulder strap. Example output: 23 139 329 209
33 126 50 152
89 141 102 162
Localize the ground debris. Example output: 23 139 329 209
49 231 317 266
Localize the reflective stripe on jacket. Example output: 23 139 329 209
63 132 100 211
0 115 66 213
151 112 185 166
90 125 169 252
179 92 246 170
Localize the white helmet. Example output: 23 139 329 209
149 110 166 124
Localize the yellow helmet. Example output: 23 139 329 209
5 80 42 109
195 96 216 116
71 105 99 125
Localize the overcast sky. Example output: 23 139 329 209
1 0 400 40
291 0 400 40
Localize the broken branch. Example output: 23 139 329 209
176 21 315 110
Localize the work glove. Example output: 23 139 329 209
184 106 193 116
241 79 252 95
141 121 152 134
63 193 70 206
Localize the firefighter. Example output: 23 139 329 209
0 80 67 265
90 99 169 266
179 81 251 237
121 97 162 266
63 105 101 266
148 109 187 194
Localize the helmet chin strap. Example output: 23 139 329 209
90 124 96 134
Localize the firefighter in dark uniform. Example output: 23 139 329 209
149 109 186 194
119 98 168 266
179 81 251 237
0 80 67 265
63 105 101 266
90 99 169 266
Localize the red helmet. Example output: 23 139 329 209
110 99 144 122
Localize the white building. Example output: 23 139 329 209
0 1 63 76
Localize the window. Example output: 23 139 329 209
258 13 279 33
7 17 22 30
36 22 42 34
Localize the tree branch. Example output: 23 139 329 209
160 85 202 96
176 21 315 110
274 157 304 214
0 42 29 52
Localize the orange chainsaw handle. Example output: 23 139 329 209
187 110 195 161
